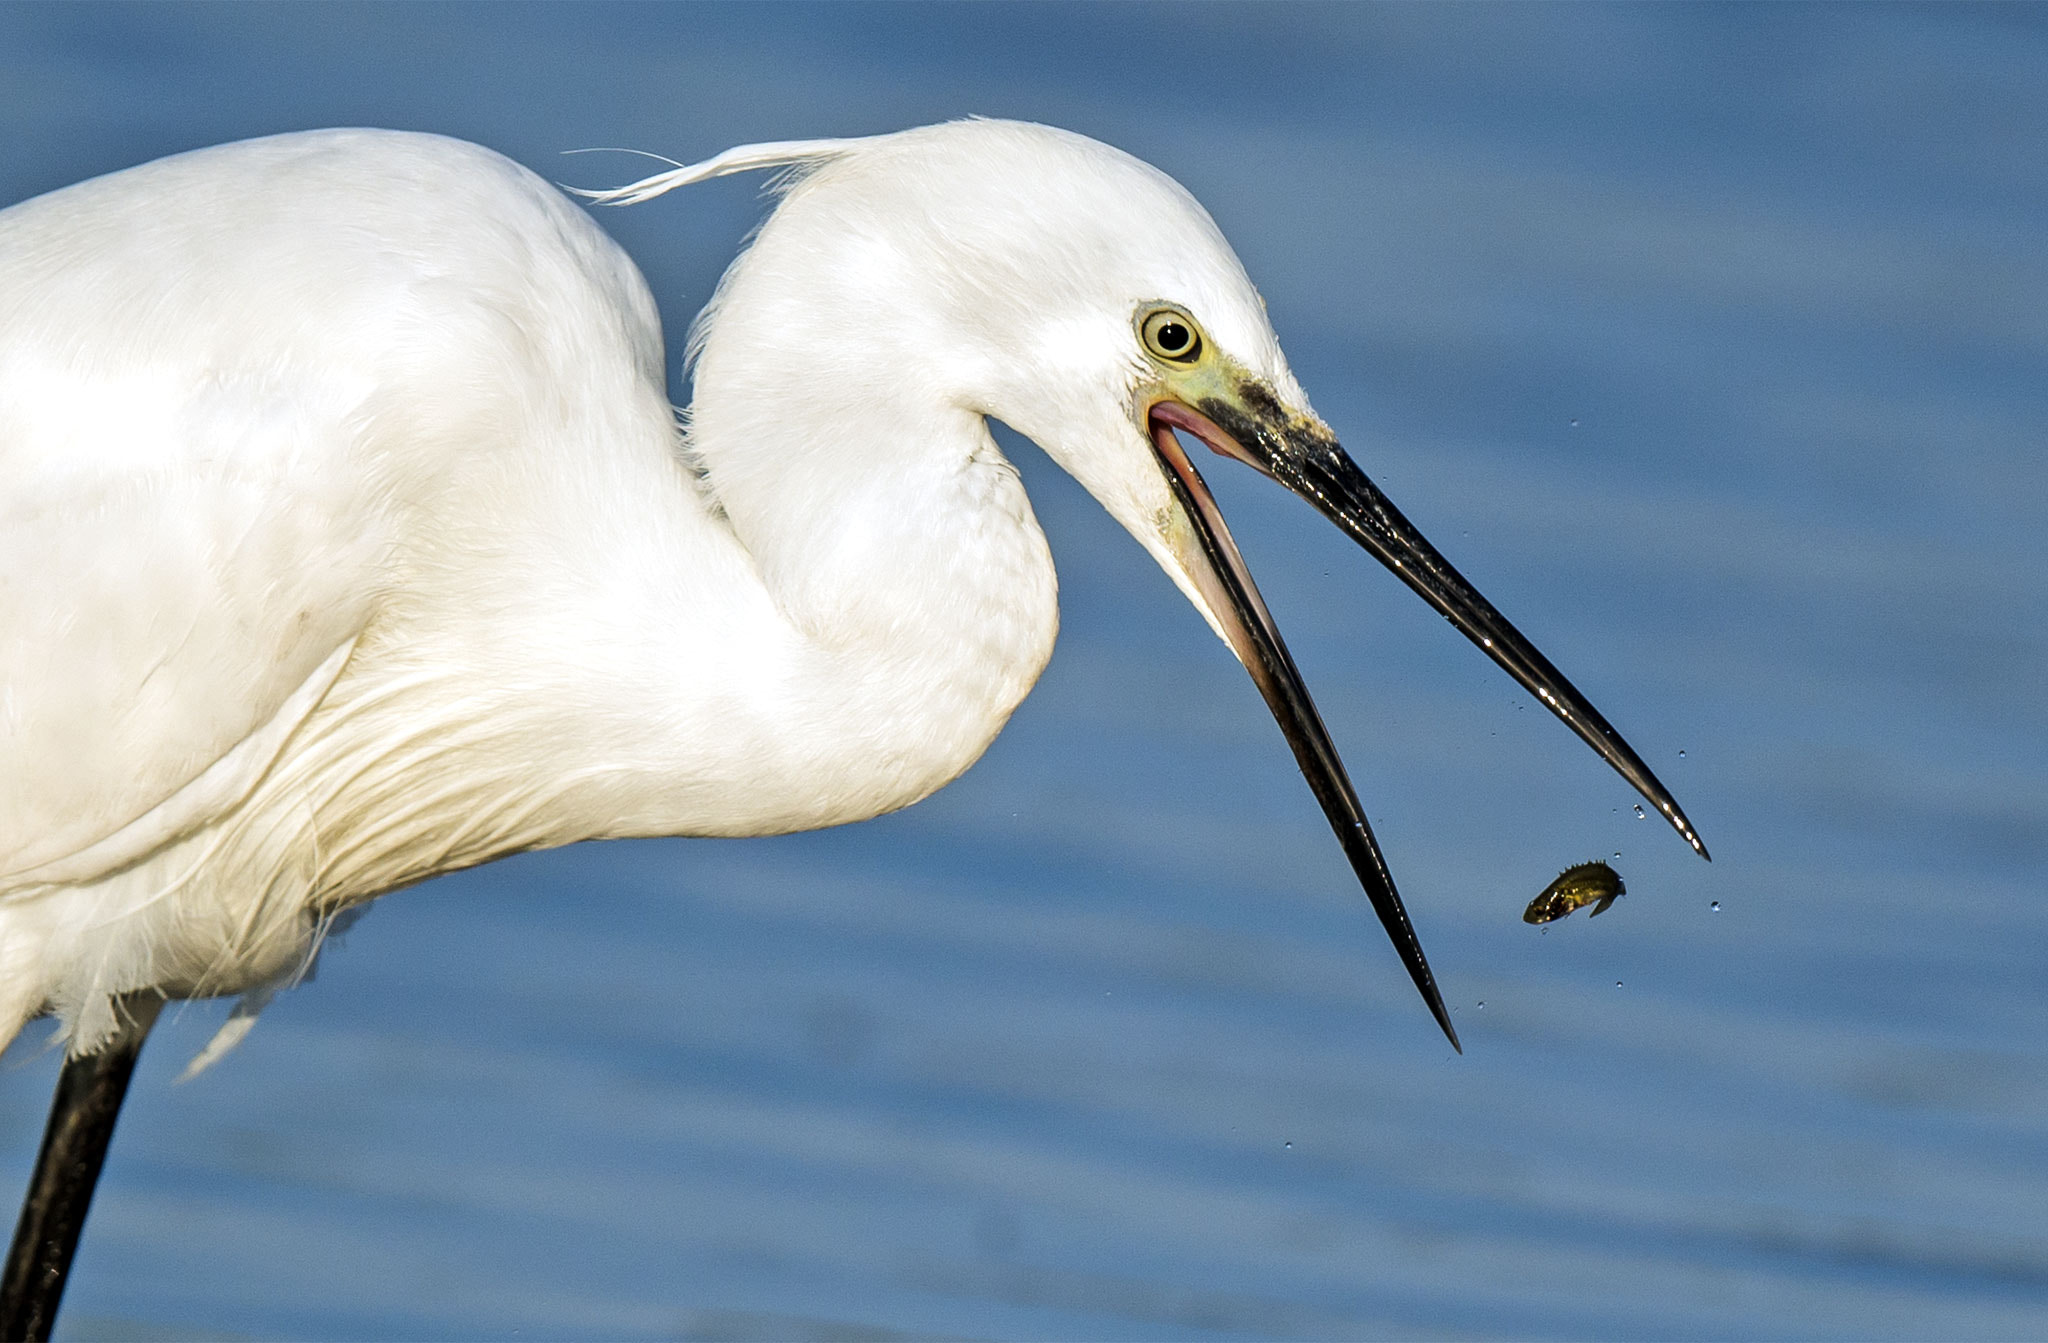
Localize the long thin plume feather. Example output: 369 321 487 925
564 135 877 207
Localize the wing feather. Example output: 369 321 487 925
0 141 395 882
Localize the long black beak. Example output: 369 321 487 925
1148 391 1708 1050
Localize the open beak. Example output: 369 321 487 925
1146 385 1708 1052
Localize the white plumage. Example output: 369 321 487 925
0 121 1307 1058
0 116 1707 1083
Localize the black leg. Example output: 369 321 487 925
0 997 162 1343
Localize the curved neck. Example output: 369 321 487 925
665 330 1058 831
328 175 1062 863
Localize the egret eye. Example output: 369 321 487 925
1141 308 1202 363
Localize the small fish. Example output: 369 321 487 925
1523 861 1625 924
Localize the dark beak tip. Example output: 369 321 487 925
1417 976 1460 1053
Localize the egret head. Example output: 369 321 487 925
583 119 1706 1049
734 119 1320 632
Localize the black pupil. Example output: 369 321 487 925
1155 321 1191 353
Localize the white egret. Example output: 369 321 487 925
0 118 1705 1336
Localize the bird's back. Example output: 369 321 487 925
0 130 676 879
0 130 707 1049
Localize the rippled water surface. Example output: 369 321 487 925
3 4 2044 1338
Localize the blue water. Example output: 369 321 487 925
3 4 2044 1338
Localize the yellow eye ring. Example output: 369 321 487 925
1140 308 1203 363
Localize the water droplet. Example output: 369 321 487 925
1710 901 1721 912
1476 1001 1486 1010
1283 1141 1293 1150
1569 418 1580 427
1612 851 1622 860
1677 749 1687 758
1633 805 1646 819
1615 980 1624 989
